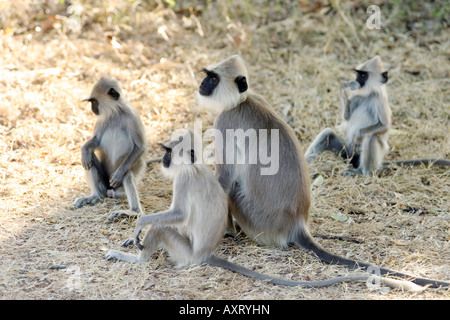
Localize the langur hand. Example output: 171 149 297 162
133 219 144 250
352 130 365 147
341 81 360 91
81 150 93 170
109 168 125 188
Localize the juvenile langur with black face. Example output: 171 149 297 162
106 132 423 290
195 55 449 288
305 56 450 174
73 77 147 221
305 56 390 175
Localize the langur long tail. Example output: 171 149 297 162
384 159 450 167
207 255 368 287
295 230 450 288
206 255 428 291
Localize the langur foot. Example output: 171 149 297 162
124 237 144 251
107 188 127 199
342 168 362 176
133 231 144 251
105 250 121 261
73 195 100 208
304 153 318 165
121 238 136 248
105 250 140 263
224 224 244 245
224 231 244 245
107 210 138 222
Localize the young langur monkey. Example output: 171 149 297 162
105 132 423 290
305 56 450 174
73 77 147 221
195 55 449 288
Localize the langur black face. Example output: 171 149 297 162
190 149 196 164
354 70 369 88
199 69 220 96
85 87 120 115
87 98 100 115
160 145 172 168
199 69 248 96
160 138 196 168
354 70 388 88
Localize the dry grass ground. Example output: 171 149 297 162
0 0 449 300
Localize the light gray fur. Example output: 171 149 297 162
73 77 147 221
197 55 311 248
107 131 229 266
193 55 449 289
105 131 404 288
305 56 450 172
305 56 391 175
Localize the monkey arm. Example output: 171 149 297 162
339 83 351 120
360 118 389 136
81 137 100 170
353 118 389 147
133 177 189 248
135 209 185 228
133 208 185 250
340 81 361 120
110 144 144 188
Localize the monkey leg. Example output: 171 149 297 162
105 250 141 264
223 195 244 245
306 128 356 164
132 208 185 249
107 172 142 221
123 173 142 212
342 167 363 176
358 135 384 175
133 225 195 265
107 226 195 266
141 225 194 266
107 186 126 199
73 156 110 208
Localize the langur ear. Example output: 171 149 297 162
108 88 120 100
235 76 248 93
381 71 388 84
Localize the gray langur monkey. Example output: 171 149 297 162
305 56 450 174
73 77 147 221
195 55 449 288
105 131 423 290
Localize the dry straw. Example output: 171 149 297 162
0 1 448 299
